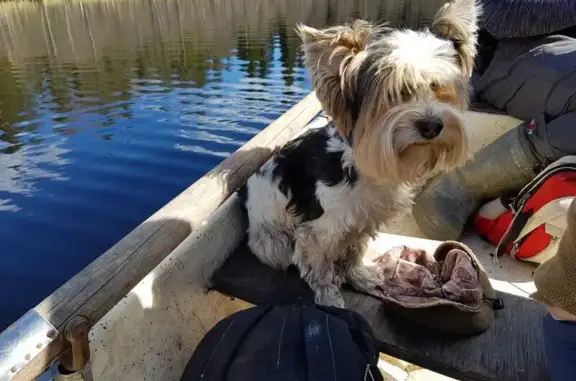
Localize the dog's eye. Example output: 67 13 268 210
430 82 439 90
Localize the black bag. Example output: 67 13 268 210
179 304 383 381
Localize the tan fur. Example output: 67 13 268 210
296 20 377 137
353 102 468 184
433 82 469 108
432 0 481 78
298 0 479 185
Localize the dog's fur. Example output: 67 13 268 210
240 0 481 307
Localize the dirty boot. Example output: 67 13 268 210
413 112 576 240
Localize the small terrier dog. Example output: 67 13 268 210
240 0 480 307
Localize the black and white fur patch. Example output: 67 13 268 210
239 122 357 222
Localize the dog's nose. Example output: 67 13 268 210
416 118 444 139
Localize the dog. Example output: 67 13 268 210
239 0 480 307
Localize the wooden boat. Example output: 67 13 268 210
2 93 548 381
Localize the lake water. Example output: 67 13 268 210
0 0 445 330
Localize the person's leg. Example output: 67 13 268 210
543 313 576 381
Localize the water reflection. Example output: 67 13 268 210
0 0 446 329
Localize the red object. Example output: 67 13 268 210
474 161 576 262
475 203 515 254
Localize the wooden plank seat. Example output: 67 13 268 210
211 238 549 381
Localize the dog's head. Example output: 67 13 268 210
297 0 480 184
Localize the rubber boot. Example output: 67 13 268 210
412 112 576 241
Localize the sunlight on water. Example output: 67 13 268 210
0 0 445 330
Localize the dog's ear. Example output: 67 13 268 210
431 0 481 78
296 20 374 136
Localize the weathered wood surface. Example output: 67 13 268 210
12 92 322 380
211 240 549 381
89 194 253 381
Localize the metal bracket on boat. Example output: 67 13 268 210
0 309 58 381
49 315 93 381
58 316 91 373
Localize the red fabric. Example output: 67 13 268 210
514 225 551 259
474 210 514 253
474 171 576 260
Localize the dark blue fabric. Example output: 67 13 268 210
481 0 576 39
179 305 383 381
473 35 576 122
543 313 576 381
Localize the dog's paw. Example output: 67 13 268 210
314 285 346 308
347 264 387 295
332 270 347 288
